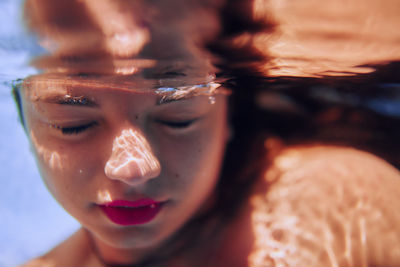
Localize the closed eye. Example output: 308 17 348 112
155 119 198 129
52 121 98 135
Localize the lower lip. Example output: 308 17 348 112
100 200 164 226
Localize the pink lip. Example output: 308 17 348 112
100 199 164 226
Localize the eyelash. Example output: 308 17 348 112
157 118 198 130
51 119 197 136
52 122 98 135
156 119 198 129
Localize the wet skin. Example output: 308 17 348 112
20 84 230 264
20 143 400 267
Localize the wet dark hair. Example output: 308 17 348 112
206 0 274 220
206 0 400 225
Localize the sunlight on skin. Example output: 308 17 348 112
82 0 150 58
104 129 161 185
248 146 400 267
30 130 63 171
114 66 139 75
97 190 113 204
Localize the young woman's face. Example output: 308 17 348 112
20 83 230 249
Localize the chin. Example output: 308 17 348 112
92 224 174 250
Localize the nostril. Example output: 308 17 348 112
104 129 161 184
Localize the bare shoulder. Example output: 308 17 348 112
20 228 100 267
248 145 400 267
266 145 400 191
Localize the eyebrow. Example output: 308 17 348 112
40 94 99 107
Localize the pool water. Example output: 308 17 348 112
0 0 79 266
0 83 79 267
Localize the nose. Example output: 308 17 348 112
104 129 161 186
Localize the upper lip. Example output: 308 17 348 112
100 198 162 208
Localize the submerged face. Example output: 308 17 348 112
20 0 230 253
20 82 230 249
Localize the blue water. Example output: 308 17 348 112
0 84 79 267
0 1 79 266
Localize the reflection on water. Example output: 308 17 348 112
20 0 400 100
24 0 220 79
253 0 400 77
81 0 150 57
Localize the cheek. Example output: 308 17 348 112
157 102 229 194
29 133 100 210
